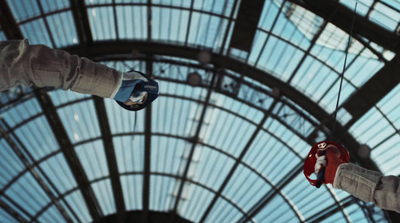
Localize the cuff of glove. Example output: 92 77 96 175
112 79 144 102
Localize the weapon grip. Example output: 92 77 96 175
315 150 327 188
316 167 325 188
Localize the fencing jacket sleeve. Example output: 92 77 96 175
0 39 122 98
334 163 400 213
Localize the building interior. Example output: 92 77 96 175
0 0 399 222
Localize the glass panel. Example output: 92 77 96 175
20 20 52 47
120 174 143 210
187 12 228 50
64 191 92 222
176 180 215 222
91 179 115 215
191 145 235 189
57 100 101 144
151 7 189 43
282 173 338 221
223 164 272 212
369 2 400 31
243 127 303 185
38 153 77 194
339 0 373 17
200 106 257 158
0 32 6 41
87 7 117 40
114 136 144 173
205 197 244 223
4 172 51 217
253 194 300 223
13 116 59 161
255 35 305 81
37 205 67 223
0 206 19 223
116 6 148 40
39 0 70 12
0 98 42 129
46 11 78 47
0 139 25 188
75 140 109 181
151 136 187 174
49 90 90 107
6 0 41 22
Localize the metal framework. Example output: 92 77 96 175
0 0 399 222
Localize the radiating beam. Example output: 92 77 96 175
230 0 265 52
343 54 400 128
92 96 126 223
0 0 23 39
300 0 400 53
199 97 280 223
70 0 93 46
0 120 73 222
33 88 103 222
169 71 218 222
142 57 154 223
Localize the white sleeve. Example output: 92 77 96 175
334 163 400 213
0 39 121 98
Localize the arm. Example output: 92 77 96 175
334 163 400 213
0 39 121 97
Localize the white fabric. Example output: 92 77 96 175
0 39 121 98
334 163 400 213
314 154 327 175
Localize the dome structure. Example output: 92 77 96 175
0 0 399 222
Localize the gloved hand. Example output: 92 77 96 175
113 71 148 104
304 141 350 187
112 71 159 111
314 145 346 185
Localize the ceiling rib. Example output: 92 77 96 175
343 54 400 128
92 96 126 223
0 0 23 39
70 0 93 47
63 41 378 172
33 88 103 222
230 0 264 52
298 0 400 54
169 71 218 223
142 56 154 223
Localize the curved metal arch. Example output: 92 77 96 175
112 131 306 221
64 41 381 172
118 171 254 223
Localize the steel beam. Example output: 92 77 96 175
142 57 154 223
300 0 400 53
34 88 103 222
70 0 93 46
92 96 126 223
0 0 23 39
169 71 217 222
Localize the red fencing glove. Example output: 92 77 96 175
304 141 350 187
315 146 346 185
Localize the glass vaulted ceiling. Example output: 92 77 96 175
0 0 399 222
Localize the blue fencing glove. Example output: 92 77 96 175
113 71 159 111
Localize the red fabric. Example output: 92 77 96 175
324 148 346 184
